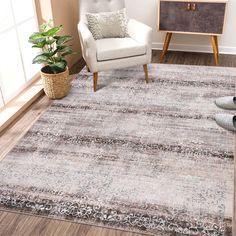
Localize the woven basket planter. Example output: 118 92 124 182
41 66 70 99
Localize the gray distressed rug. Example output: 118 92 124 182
0 64 235 236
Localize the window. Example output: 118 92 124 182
0 0 40 108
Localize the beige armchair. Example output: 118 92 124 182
78 0 153 92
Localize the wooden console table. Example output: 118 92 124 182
158 0 228 65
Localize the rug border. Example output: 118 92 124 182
0 208 152 236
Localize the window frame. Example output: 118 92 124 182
0 0 39 107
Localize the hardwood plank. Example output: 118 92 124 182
0 50 235 236
0 211 145 236
152 49 236 67
0 94 52 160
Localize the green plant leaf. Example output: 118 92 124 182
44 25 63 36
56 45 67 52
47 38 56 45
56 46 73 54
32 55 50 64
53 57 62 62
40 23 48 32
30 22 73 71
50 60 67 73
29 32 46 44
61 47 73 57
54 35 73 45
55 46 73 58
29 32 44 39
32 41 46 48
53 60 67 69
41 51 57 57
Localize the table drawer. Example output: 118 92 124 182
159 1 226 34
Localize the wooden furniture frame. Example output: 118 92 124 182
158 0 228 65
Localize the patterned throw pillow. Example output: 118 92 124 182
86 8 129 40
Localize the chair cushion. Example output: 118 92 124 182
96 38 146 61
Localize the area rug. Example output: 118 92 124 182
0 64 235 236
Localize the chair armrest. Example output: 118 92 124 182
128 19 152 46
78 21 98 72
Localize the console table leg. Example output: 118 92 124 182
211 35 219 65
160 32 172 62
215 36 220 61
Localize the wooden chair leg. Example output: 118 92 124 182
160 32 172 62
211 35 219 66
86 65 90 72
143 64 149 83
93 72 98 92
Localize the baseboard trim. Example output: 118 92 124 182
152 42 236 55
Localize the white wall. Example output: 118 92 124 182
125 0 236 54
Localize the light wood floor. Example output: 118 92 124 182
0 50 235 236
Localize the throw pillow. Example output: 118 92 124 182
86 8 129 40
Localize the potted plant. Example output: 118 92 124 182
29 22 73 99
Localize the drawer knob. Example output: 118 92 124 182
191 3 197 11
187 3 191 11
